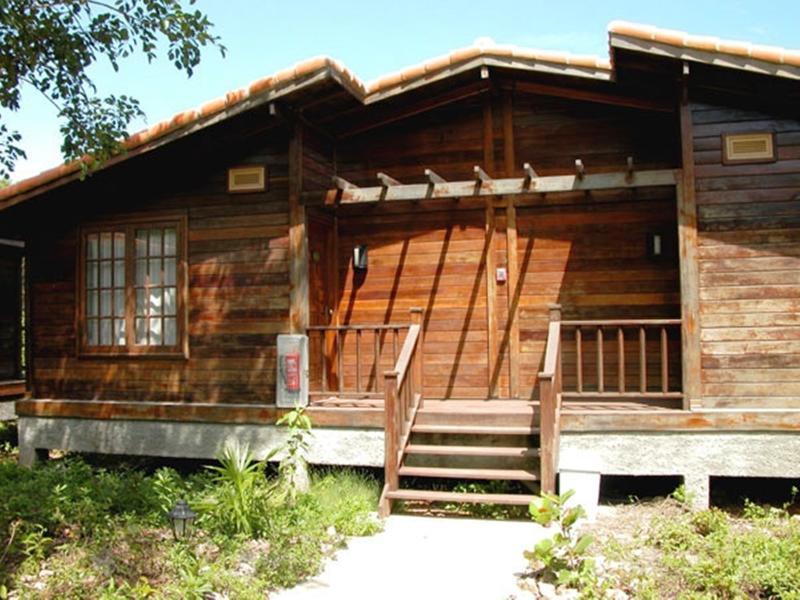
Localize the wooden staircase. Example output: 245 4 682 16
384 403 542 507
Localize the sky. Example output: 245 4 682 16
4 0 800 181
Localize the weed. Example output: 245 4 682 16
525 490 595 589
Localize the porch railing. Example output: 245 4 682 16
560 318 683 399
379 308 424 516
539 306 683 494
538 305 563 495
307 322 412 398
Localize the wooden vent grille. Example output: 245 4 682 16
228 166 267 192
723 132 775 164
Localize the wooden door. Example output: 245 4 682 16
307 213 337 391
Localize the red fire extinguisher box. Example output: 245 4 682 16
276 334 309 408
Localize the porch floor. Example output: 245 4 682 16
309 396 682 412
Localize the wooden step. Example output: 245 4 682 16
405 444 539 458
411 424 539 435
386 489 536 506
398 465 539 481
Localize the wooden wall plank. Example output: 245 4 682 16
289 120 309 333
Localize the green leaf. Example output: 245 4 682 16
574 534 593 555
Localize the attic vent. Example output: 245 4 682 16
228 166 267 193
723 132 775 164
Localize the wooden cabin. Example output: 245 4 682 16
2 21 800 511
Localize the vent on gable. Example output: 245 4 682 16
228 166 267 193
722 132 775 164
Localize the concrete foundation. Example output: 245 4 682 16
17 417 384 467
561 431 800 509
17 418 800 511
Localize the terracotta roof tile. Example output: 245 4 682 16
608 20 800 69
1 22 796 207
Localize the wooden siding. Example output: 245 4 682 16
331 93 680 399
0 247 22 380
694 100 800 408
27 129 291 404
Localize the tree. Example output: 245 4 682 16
0 0 225 179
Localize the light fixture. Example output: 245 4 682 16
168 499 197 541
647 232 663 259
353 245 368 270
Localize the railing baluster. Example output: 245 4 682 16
320 330 327 393
393 328 399 365
661 326 669 394
355 328 362 393
597 327 604 393
639 326 646 393
618 327 625 394
576 327 583 393
337 330 344 394
375 329 381 393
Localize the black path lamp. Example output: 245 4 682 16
168 499 197 541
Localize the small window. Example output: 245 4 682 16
722 132 776 164
228 166 266 193
79 215 187 357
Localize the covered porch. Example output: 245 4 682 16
301 159 694 512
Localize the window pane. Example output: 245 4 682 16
149 258 162 285
100 290 112 316
114 319 126 346
114 232 125 258
87 291 98 317
114 290 125 317
149 317 162 346
87 234 99 260
135 318 147 345
100 233 112 259
87 320 99 345
136 289 146 315
148 229 162 257
136 259 147 286
135 231 148 257
164 287 176 315
87 262 98 289
164 228 177 256
164 258 176 286
100 261 112 287
100 319 112 345
149 288 162 315
114 260 125 287
164 317 177 346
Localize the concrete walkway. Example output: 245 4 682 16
272 515 546 600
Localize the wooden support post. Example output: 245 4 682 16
626 156 635 183
289 120 309 334
677 79 702 410
482 94 499 398
380 371 400 517
503 93 520 398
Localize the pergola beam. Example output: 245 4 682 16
309 168 678 205
377 172 401 187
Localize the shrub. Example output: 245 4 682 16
198 441 274 538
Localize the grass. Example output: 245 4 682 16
577 493 800 599
0 424 382 599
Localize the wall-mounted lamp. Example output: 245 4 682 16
647 232 663 259
353 245 368 270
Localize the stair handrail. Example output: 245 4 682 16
379 307 424 516
538 304 562 494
